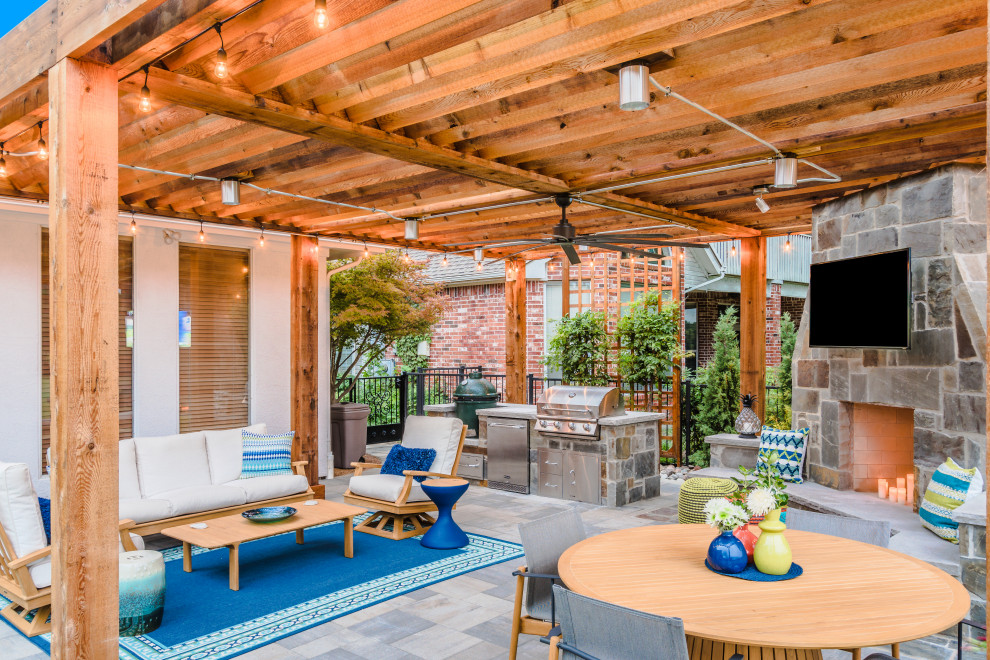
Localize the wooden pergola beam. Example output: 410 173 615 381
290 235 320 486
738 236 767 422
504 257 527 403
48 56 120 659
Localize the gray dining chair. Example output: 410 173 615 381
548 585 743 660
786 509 894 659
509 509 586 660
785 509 890 547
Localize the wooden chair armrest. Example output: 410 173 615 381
402 470 458 480
291 460 308 477
119 518 136 530
350 461 381 476
9 545 51 570
118 519 139 552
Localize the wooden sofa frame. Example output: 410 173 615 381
127 460 314 537
0 519 139 637
343 426 467 541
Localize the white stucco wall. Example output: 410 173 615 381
0 202 333 484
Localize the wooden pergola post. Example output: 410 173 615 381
48 57 120 659
505 257 527 403
291 235 320 485
738 237 767 422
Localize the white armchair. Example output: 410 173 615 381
344 416 466 540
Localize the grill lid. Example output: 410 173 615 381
535 385 624 420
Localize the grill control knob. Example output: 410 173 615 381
583 423 591 431
553 421 561 429
567 422 575 430
540 420 547 427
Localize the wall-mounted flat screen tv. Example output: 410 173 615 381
809 248 911 349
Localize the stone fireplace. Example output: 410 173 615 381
793 163 987 498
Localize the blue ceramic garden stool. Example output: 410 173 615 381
420 478 470 549
119 550 166 636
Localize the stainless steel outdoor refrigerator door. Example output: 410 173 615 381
486 420 529 494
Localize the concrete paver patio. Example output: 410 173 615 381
0 470 980 660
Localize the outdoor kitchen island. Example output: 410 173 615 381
427 401 664 507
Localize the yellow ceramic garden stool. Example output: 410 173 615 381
677 478 738 524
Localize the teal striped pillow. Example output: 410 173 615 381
240 431 294 479
920 458 976 543
756 426 809 484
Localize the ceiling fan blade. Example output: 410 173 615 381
443 239 547 247
582 238 702 249
560 242 582 265
574 241 672 260
580 233 673 240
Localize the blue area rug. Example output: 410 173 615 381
6 516 522 659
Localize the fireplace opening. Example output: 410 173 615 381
851 403 914 493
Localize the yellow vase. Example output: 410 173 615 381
754 508 792 575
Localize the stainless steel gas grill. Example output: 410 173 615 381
535 386 625 437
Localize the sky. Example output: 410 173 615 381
1 1 46 40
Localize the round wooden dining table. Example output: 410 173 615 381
557 525 970 659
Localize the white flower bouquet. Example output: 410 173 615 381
703 497 749 533
745 487 779 518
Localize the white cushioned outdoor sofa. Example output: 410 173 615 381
119 423 314 536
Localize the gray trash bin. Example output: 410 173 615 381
330 403 371 469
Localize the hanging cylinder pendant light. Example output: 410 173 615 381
773 153 798 189
618 61 650 111
404 218 420 240
221 178 241 205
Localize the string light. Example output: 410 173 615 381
402 250 411 264
36 122 47 160
0 142 6 178
258 228 265 247
213 23 228 79
363 242 369 258
730 243 737 257
784 233 792 252
475 260 483 271
139 66 152 113
441 252 448 267
314 0 329 29
679 248 685 260
130 212 137 234
199 221 206 242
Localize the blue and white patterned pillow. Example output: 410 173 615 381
240 431 294 479
756 426 809 484
920 458 977 543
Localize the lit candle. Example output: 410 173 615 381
906 474 915 505
896 477 906 491
878 479 888 499
896 487 906 504
888 487 898 502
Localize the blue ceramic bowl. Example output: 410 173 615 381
242 506 297 523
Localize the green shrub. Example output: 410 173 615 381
615 292 691 385
695 305 740 441
542 310 611 385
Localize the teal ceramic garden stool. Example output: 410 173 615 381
420 478 470 549
119 550 166 636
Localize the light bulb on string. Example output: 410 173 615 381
130 212 137 234
363 242 369 258
730 243 737 257
441 253 448 268
314 0 329 28
199 221 206 242
214 24 228 79
36 122 47 160
0 142 7 178
139 66 152 113
258 228 265 247
475 260 483 271
784 233 792 252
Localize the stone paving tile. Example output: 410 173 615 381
348 609 434 644
390 624 483 659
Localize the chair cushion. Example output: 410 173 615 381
119 439 141 498
381 445 437 483
38 497 51 544
155 485 247 517
400 416 464 475
133 432 211 497
0 462 47 562
28 535 145 591
119 497 173 524
205 423 268 484
756 426 809 484
225 475 310 503
348 474 429 503
240 431 294 479
920 457 978 543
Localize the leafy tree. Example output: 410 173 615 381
615 292 691 384
329 253 446 403
694 306 740 456
394 333 431 372
542 310 611 386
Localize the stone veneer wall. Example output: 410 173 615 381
793 164 987 493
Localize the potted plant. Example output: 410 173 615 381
328 252 445 468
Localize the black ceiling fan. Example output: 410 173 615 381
445 193 700 265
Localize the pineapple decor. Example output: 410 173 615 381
734 393 762 438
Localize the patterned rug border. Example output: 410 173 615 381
9 516 523 660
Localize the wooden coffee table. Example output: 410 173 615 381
162 499 367 591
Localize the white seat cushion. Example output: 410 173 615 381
119 439 141 499
155 485 247 517
348 474 429 503
133 432 211 497
119 497 173 524
28 535 145 590
0 462 47 564
225 475 309 503
401 416 464 475
205 423 268 485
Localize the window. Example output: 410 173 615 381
178 245 250 432
41 232 133 470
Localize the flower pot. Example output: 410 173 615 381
754 508 792 575
707 530 748 574
733 525 757 561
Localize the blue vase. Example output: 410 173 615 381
707 530 748 574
